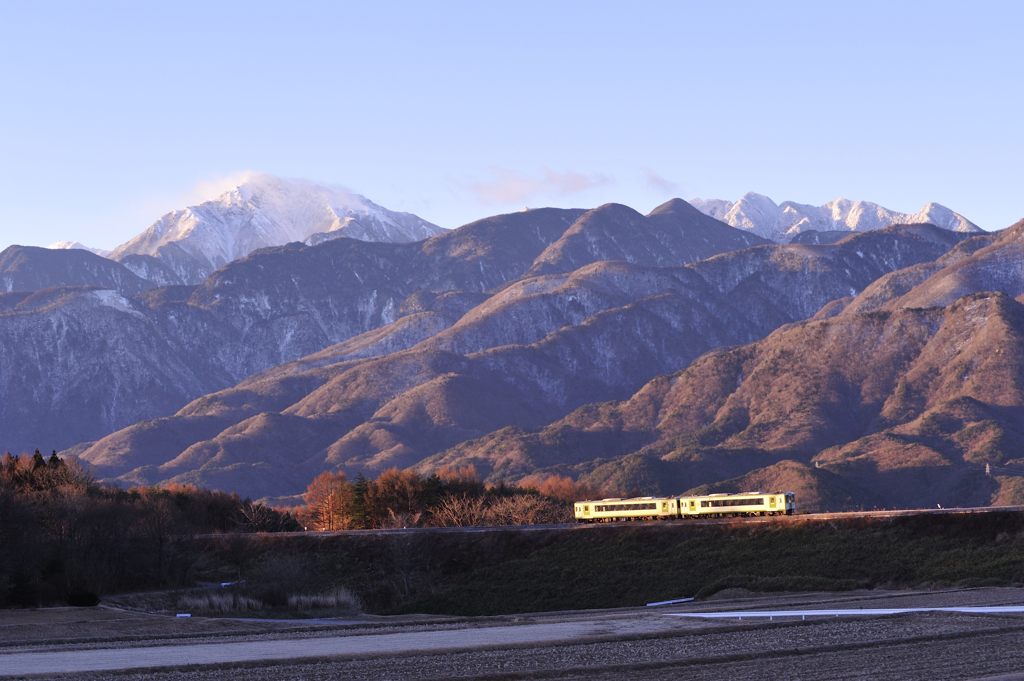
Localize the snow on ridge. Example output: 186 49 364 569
90 289 143 317
688 198 732 221
48 241 110 257
107 173 444 284
691 192 982 240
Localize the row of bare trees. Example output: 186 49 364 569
299 465 597 530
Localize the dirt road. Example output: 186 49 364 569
5 588 1024 680
0 616 672 676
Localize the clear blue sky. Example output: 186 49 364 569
1 0 1021 249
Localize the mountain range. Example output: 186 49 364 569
429 222 1024 511
2 198 769 457
691 193 982 241
72 222 968 501
3 176 1019 511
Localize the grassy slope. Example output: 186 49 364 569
192 511 1024 616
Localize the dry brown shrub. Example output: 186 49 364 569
429 493 488 527
178 591 264 613
487 494 570 525
287 586 361 612
379 508 422 529
436 464 480 485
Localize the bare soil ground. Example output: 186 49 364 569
0 607 303 649
4 588 1024 680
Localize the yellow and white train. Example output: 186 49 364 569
573 492 795 522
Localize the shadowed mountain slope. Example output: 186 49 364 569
8 200 778 454
526 200 767 276
433 292 1024 510
683 460 877 513
0 287 234 449
74 224 967 499
422 219 1024 511
1 207 576 452
0 246 154 296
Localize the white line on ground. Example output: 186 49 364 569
668 606 1024 619
646 597 695 607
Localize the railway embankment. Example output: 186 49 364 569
188 509 1024 616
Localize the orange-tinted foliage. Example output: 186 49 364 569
516 473 601 501
436 464 480 484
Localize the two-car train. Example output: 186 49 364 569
573 492 795 522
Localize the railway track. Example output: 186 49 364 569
194 504 1024 540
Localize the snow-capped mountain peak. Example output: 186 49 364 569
690 193 982 240
109 173 444 284
48 241 110 257
723 192 783 234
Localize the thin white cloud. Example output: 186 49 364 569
186 170 263 204
102 171 264 248
644 169 680 195
468 167 612 205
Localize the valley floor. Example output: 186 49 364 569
3 588 1024 680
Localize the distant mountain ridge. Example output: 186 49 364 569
106 174 444 284
691 193 982 241
420 220 1024 512
2 199 778 455
0 246 152 296
71 223 968 500
48 241 110 257
3 184 1014 511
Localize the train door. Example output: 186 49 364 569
769 495 778 513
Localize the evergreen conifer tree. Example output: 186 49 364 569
351 473 369 529
31 450 46 471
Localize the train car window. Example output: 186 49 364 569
594 502 658 512
704 498 765 508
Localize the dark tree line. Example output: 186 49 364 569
0 450 299 607
0 450 594 608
